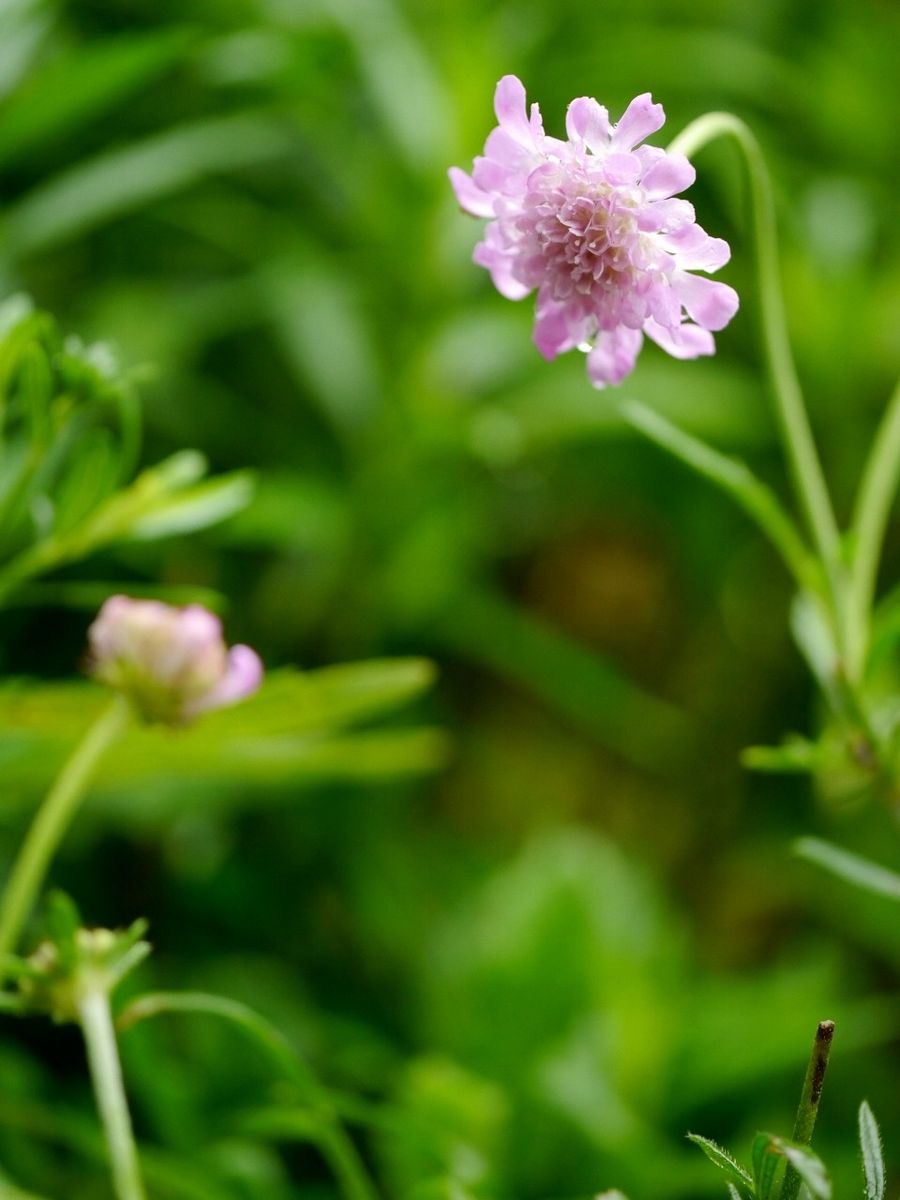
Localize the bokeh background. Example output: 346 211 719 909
1 0 899 1196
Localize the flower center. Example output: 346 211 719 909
518 166 641 304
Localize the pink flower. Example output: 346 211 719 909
450 76 738 387
88 596 263 725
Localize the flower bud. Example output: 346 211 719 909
88 596 263 725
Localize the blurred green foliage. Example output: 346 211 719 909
0 0 899 1196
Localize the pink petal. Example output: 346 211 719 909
603 152 641 186
643 317 715 360
189 644 264 716
565 96 611 151
660 223 731 271
611 93 665 151
448 167 495 218
674 272 739 330
641 153 695 200
533 299 579 359
494 75 539 148
636 197 695 233
586 327 644 388
473 241 530 299
484 126 537 171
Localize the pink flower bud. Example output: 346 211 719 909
88 596 263 725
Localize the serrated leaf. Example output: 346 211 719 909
859 1101 885 1200
687 1133 754 1195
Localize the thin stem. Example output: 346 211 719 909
118 990 381 1200
848 373 900 679
780 1019 835 1200
621 400 821 594
668 115 844 612
78 987 147 1200
0 696 130 958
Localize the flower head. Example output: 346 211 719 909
88 596 263 726
450 76 738 387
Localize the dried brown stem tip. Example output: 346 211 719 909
781 1020 835 1200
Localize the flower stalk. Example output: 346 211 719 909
667 114 843 604
848 372 900 680
78 986 147 1200
0 696 130 960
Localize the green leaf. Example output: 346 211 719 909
790 592 840 708
752 1133 784 1200
859 1101 885 1200
687 1133 754 1196
752 1135 831 1200
777 1142 831 1200
741 735 823 774
125 470 256 541
0 29 194 167
5 115 295 256
794 838 900 902
0 665 446 816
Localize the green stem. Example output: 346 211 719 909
621 400 821 594
780 1019 835 1200
848 373 900 679
78 987 147 1200
0 696 129 958
118 990 381 1200
668 115 844 617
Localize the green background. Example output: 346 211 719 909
0 0 898 1196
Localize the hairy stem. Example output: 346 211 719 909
78 987 147 1200
0 697 129 959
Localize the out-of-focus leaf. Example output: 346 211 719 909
794 838 900 902
0 665 446 819
11 581 227 613
0 29 194 167
4 115 295 256
790 592 840 708
126 471 256 541
437 586 694 771
0 0 50 100
741 735 823 773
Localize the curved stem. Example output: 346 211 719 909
118 990 381 1200
0 696 130 958
848 373 900 677
78 987 147 1200
621 400 821 594
668 115 844 612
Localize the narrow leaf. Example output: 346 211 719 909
752 1133 784 1200
794 838 900 902
859 1101 885 1200
687 1133 753 1195
778 1142 831 1200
